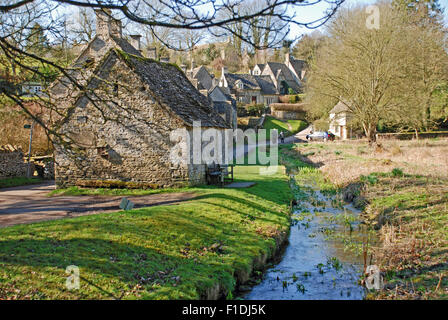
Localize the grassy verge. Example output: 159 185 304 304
361 172 448 299
0 165 291 300
49 186 192 197
0 177 44 189
292 141 448 299
261 116 307 140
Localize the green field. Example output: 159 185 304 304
0 166 291 299
261 116 307 140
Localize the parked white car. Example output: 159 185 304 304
306 131 335 142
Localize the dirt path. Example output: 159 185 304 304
0 182 197 227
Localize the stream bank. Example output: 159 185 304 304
243 172 368 300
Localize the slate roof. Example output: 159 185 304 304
213 101 230 114
254 64 265 73
120 52 228 128
330 101 350 114
188 65 213 91
224 73 277 95
289 59 307 79
64 35 228 129
265 62 301 93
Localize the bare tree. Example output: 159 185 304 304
0 0 345 148
306 3 408 145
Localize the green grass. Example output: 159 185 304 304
261 116 307 140
49 186 192 197
0 177 44 189
362 173 448 299
0 165 292 300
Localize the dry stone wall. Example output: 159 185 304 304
0 145 28 178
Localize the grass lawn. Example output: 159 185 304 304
0 177 44 189
261 116 307 140
49 186 192 197
0 165 292 300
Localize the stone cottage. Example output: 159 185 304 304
329 101 352 140
218 67 278 106
185 64 237 129
51 9 229 188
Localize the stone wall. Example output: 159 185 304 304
0 145 28 178
271 110 305 120
54 56 213 188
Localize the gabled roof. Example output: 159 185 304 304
330 101 350 114
64 38 228 129
266 62 296 81
289 59 307 79
118 51 228 128
253 64 265 73
187 65 213 91
224 73 277 95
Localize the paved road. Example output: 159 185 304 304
0 182 196 227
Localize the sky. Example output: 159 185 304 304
289 0 448 38
58 0 448 45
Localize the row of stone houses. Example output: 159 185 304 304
185 53 307 115
219 53 307 106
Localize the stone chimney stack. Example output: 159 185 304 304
109 18 122 38
130 34 142 52
94 9 122 39
95 9 110 40
190 61 195 71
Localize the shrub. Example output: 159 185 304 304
391 168 404 177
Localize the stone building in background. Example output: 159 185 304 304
186 64 237 129
51 9 229 188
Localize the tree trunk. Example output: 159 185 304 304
363 123 377 146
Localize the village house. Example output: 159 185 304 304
51 9 229 188
218 54 307 107
186 64 237 129
218 67 278 106
329 101 352 140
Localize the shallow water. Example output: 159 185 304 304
245 184 366 300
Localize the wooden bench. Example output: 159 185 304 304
206 163 234 186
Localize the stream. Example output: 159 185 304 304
245 177 366 300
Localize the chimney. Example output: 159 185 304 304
130 34 142 52
146 47 157 60
95 9 111 40
190 60 195 71
222 66 228 75
95 8 122 39
109 18 122 38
